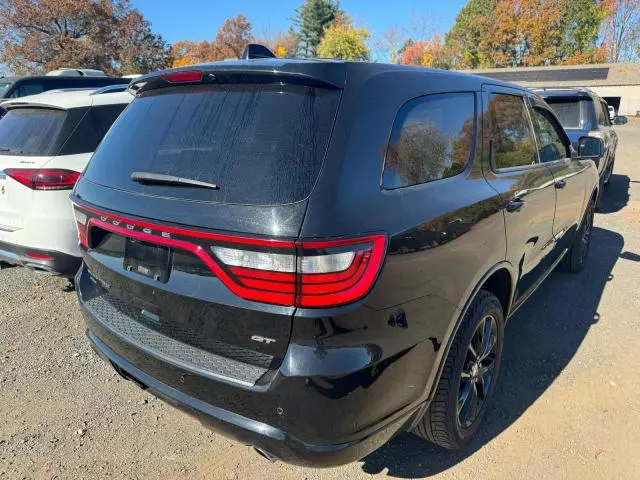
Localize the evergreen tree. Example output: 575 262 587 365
291 0 341 56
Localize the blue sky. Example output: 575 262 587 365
132 0 467 45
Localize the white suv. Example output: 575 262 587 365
0 86 132 277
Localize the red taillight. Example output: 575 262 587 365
162 70 203 83
24 252 54 261
296 236 387 307
72 204 387 308
213 235 387 308
4 169 81 191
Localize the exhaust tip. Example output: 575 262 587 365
253 447 277 462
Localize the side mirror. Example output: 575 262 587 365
578 136 603 159
614 115 628 125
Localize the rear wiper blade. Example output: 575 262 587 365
130 172 219 190
0 147 23 153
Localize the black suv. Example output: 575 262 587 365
71 59 599 466
535 88 620 207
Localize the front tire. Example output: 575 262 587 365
603 156 615 186
561 200 594 273
413 290 504 449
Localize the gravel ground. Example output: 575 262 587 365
1 122 639 480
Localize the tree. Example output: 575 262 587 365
374 27 402 63
0 0 169 75
445 0 495 69
259 31 299 58
291 0 340 56
478 0 609 67
601 0 640 61
317 15 370 60
399 36 450 68
210 15 253 60
170 40 209 67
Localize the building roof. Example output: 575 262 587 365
0 88 133 110
463 63 640 87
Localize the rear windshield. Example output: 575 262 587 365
0 108 67 156
83 83 340 205
0 81 12 97
544 98 587 129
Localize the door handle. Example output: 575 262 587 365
506 198 525 213
555 179 567 189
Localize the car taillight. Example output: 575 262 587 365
4 169 81 191
73 204 387 308
162 70 203 83
73 208 88 247
212 235 387 308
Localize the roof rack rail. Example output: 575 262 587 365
242 43 276 60
90 84 129 95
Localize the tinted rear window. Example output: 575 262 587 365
544 98 586 129
0 82 12 97
0 108 67 156
83 84 340 205
383 92 475 189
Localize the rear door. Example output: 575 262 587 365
74 80 342 365
528 100 588 244
482 85 557 307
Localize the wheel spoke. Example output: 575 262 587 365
479 360 495 376
467 343 477 360
478 317 496 361
468 383 479 422
458 382 472 415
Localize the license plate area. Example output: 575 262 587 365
123 238 172 283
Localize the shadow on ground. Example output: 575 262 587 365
598 174 630 214
360 226 623 478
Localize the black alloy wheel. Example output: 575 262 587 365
457 314 498 429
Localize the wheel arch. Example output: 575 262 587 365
423 261 515 404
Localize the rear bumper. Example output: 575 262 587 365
0 240 80 277
86 330 423 466
76 265 431 467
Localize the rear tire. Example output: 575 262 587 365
561 200 594 273
413 290 504 449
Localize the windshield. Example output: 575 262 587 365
83 83 341 205
0 108 67 156
544 98 586 129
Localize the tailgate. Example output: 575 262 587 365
72 78 341 370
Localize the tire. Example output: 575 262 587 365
413 290 504 449
603 156 615 186
560 199 594 273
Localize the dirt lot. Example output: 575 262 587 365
1 122 640 480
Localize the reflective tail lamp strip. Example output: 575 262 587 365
73 204 387 308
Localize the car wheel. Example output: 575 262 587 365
413 290 504 449
561 200 594 273
603 157 614 186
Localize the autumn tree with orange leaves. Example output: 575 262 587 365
0 0 169 75
400 36 450 68
170 15 253 67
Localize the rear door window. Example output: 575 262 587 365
383 92 475 189
82 84 340 205
488 93 537 169
0 108 67 155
